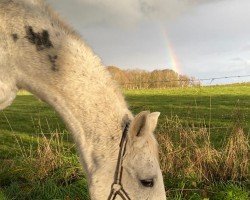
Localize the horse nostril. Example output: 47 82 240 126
140 179 154 187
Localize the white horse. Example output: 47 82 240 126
0 0 166 199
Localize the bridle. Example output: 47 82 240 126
107 122 131 200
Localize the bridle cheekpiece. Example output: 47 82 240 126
107 122 131 200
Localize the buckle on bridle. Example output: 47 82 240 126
108 183 131 200
111 183 122 192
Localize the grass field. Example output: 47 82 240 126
125 84 249 147
0 84 249 199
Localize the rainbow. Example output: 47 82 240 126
162 30 182 75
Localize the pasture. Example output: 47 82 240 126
0 84 249 199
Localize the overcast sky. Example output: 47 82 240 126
47 0 250 84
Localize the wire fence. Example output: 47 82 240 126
119 74 250 89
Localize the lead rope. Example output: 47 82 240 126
107 122 131 200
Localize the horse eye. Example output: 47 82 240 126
140 179 154 187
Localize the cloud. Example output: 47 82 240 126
229 57 250 73
242 44 250 52
47 0 218 27
230 57 244 62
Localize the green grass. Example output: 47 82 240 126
0 84 249 199
125 84 250 147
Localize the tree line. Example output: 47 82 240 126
107 66 200 89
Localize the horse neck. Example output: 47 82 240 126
16 36 132 184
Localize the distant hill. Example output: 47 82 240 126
107 66 200 89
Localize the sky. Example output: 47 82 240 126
46 0 250 84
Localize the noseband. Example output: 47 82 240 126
107 122 131 200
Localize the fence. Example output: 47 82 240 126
119 74 250 89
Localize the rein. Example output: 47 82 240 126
107 122 131 200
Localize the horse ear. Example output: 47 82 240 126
129 111 150 138
129 111 160 138
148 112 161 133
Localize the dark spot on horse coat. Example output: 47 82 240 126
11 33 18 42
25 26 53 51
48 55 58 71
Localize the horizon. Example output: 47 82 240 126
107 65 250 86
47 0 250 85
